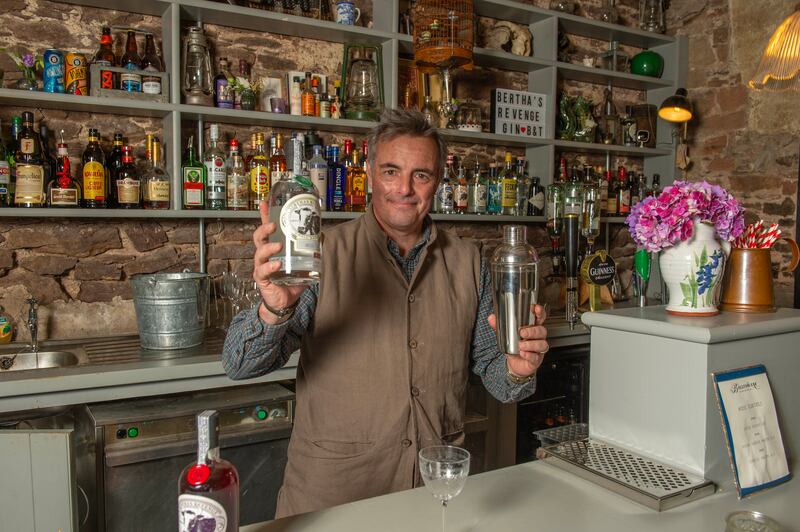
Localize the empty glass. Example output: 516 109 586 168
419 445 470 532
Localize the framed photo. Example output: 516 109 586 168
258 70 287 111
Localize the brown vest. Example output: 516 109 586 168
276 207 481 518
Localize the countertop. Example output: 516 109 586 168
242 460 798 532
0 319 589 416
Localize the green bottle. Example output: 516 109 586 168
182 135 206 209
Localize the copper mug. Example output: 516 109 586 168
720 238 799 312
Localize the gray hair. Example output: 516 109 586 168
366 108 448 178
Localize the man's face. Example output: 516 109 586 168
368 135 439 235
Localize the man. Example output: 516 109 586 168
222 109 549 518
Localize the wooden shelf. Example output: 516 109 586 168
557 62 673 91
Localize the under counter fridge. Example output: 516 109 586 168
74 383 295 532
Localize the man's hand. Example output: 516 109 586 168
253 202 307 324
488 304 548 379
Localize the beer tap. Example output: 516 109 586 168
564 214 580 329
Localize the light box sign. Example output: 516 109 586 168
491 88 547 138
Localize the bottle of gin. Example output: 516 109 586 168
486 162 501 215
436 153 456 214
308 145 328 210
178 410 239 532
205 124 226 210
467 161 487 215
499 152 518 215
268 166 322 285
327 144 346 211
527 175 545 216
454 161 469 214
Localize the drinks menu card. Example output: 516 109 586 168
712 365 790 497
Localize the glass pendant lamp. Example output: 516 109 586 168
748 6 800 91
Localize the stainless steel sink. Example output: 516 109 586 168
0 351 81 371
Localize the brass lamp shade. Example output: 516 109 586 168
658 88 693 123
748 6 800 91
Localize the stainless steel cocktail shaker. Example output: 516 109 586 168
490 225 539 355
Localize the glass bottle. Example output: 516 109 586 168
598 167 609 214
81 128 108 208
204 124 226 210
546 162 566 275
327 144 346 211
269 133 287 189
178 411 239 532
581 170 600 253
116 145 141 209
142 136 171 209
487 162 502 215
346 148 367 212
468 161 487 215
563 163 583 219
515 156 530 216
527 175 545 216
499 152 518 216
436 153 456 214
225 138 248 211
47 132 81 208
606 169 618 215
268 163 323 285
237 59 255 111
141 33 164 95
182 135 205 209
39 125 57 195
650 173 661 196
616 166 631 216
14 112 45 208
120 30 142 92
106 132 124 208
308 145 328 210
630 172 641 207
421 95 439 128
93 26 117 90
248 133 270 210
638 172 650 200
454 161 469 214
301 72 315 117
290 76 302 116
599 86 620 145
0 119 9 207
214 58 234 109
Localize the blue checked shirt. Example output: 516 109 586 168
222 223 537 404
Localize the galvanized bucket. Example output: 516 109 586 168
130 272 209 350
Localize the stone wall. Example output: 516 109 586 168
1 0 796 341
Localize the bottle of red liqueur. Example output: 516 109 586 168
178 410 239 532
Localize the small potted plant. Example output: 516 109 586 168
2 49 43 91
626 180 745 316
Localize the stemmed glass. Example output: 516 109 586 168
419 445 470 532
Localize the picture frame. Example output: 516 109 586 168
257 70 288 112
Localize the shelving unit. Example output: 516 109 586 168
1 0 686 225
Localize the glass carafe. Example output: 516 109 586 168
490 226 539 356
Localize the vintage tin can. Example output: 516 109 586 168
65 52 88 96
43 49 65 93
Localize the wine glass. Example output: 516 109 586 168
419 445 470 532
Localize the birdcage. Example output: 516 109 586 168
412 0 474 71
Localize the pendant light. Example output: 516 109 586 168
748 5 800 91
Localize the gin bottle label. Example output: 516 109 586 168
279 193 321 254
178 493 228 532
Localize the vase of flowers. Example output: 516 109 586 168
627 181 745 316
2 50 43 91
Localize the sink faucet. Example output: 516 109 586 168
26 297 39 353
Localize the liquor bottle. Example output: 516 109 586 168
650 173 661 196
39 125 57 195
454 162 469 214
225 139 248 211
598 166 609 214
630 172 641 207
290 76 302 116
81 128 108 208
308 144 328 210
214 58 234 109
182 136 205 209
599 86 620 145
606 169 618 215
327 144 346 211
106 133 125 208
616 166 631 216
47 132 81 208
14 112 45 208
141 34 164 95
436 154 456 214
637 172 650 200
361 140 371 205
499 152 517 216
178 411 239 532
581 170 600 253
248 133 269 210
467 161 487 215
268 162 323 285
527 175 545 216
546 167 565 275
116 145 141 209
205 124 226 210
0 119 9 207
346 148 367 212
289 133 305 177
515 156 530 216
142 136 170 209
486 162 501 215
563 163 582 219
301 72 315 117
93 26 117 90
120 30 142 92
311 77 321 116
269 133 287 189
7 116 22 205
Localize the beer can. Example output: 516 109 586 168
65 52 88 96
43 49 65 93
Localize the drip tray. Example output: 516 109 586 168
539 438 715 511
